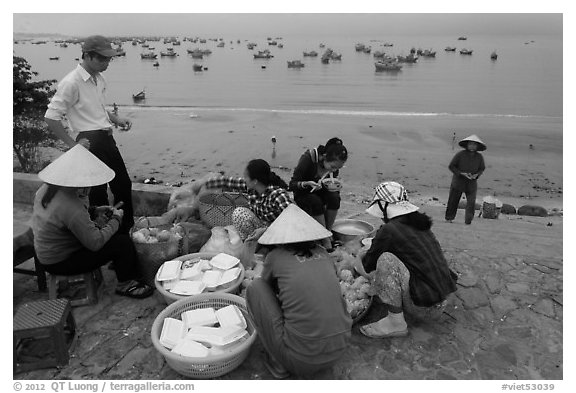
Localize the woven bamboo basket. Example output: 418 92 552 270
198 192 249 228
130 219 188 286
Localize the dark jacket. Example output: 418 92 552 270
289 146 340 198
362 217 458 307
449 150 485 191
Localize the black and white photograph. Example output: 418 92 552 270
9 3 566 389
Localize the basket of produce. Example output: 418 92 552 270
198 192 249 228
130 217 188 286
331 248 373 324
155 252 245 305
150 293 257 379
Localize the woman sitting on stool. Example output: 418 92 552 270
289 137 348 250
31 145 154 299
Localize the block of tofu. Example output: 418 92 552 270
180 263 203 281
156 260 182 282
181 308 218 328
208 331 249 355
199 259 213 271
210 253 240 270
169 280 206 296
159 318 186 349
215 304 247 330
217 267 241 287
171 339 210 358
185 325 247 346
202 270 223 290
162 278 180 291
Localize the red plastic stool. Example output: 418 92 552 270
13 299 76 374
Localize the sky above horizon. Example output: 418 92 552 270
13 13 562 38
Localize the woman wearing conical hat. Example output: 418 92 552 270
31 145 154 299
445 134 486 225
353 181 458 338
245 204 351 379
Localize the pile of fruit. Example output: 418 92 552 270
331 248 372 320
132 224 185 244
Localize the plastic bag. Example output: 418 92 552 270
200 226 251 267
178 220 212 253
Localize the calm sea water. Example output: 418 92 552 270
13 34 562 118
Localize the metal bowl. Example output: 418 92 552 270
332 219 375 243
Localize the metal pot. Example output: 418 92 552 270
331 219 375 243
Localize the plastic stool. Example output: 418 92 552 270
13 299 76 373
48 268 103 307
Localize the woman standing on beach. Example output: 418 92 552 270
193 159 292 241
444 134 487 225
31 145 154 299
289 137 348 250
353 181 458 338
246 204 352 379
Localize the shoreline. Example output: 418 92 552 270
32 107 564 211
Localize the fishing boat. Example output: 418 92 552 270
193 63 203 71
303 50 318 57
383 42 394 47
153 62 159 67
173 41 181 46
459 48 473 55
374 60 402 72
421 49 436 58
362 46 372 54
373 51 386 58
140 52 158 59
445 46 457 51
247 42 257 50
355 43 365 51
132 90 145 100
201 49 212 55
254 50 273 59
330 52 342 60
49 56 59 60
132 40 138 45
268 40 278 46
59 43 68 48
287 60 305 68
142 43 149 48
491 51 498 60
396 53 418 63
277 43 284 48
188 48 203 58
160 48 177 57
319 43 325 48
458 36 467 40
217 42 225 47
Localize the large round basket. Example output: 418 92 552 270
155 252 245 304
198 192 249 228
131 222 188 287
150 293 257 379
352 296 373 325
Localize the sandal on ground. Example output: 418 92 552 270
359 323 408 339
263 352 290 379
115 280 154 299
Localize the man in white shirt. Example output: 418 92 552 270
45 35 135 233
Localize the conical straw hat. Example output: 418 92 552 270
458 134 486 151
258 204 333 245
38 144 115 187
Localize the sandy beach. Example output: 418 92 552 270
107 107 562 213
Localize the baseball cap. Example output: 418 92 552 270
82 35 119 57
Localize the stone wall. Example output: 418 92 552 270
13 172 173 217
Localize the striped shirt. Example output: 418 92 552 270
362 218 457 307
205 176 292 223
